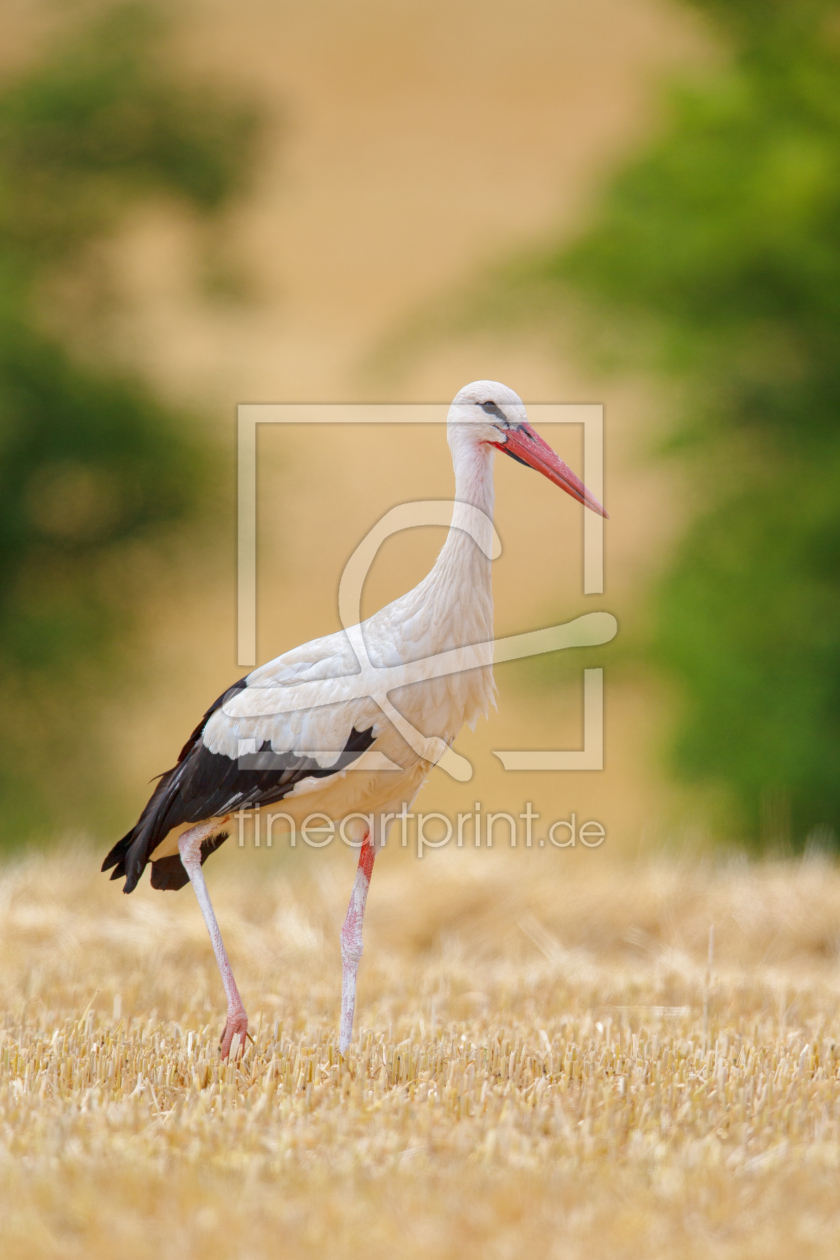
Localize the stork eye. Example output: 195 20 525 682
480 400 506 422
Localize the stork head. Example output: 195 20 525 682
447 379 607 518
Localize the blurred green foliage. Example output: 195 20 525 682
0 3 257 839
537 0 840 844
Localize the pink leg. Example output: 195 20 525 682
339 838 376 1055
178 819 248 1059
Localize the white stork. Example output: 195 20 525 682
102 381 607 1057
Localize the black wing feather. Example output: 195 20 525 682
102 673 375 894
149 830 230 891
101 675 248 883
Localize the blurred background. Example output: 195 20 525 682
3 0 837 856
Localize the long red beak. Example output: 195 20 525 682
493 422 608 518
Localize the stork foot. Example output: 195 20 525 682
219 1009 249 1059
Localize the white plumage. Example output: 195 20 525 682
102 380 607 1056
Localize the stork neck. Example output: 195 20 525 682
452 435 495 517
395 431 495 656
436 435 495 586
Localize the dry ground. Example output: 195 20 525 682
4 842 840 1258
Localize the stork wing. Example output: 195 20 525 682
204 628 381 765
103 628 383 892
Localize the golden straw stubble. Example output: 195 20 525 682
2 847 840 1259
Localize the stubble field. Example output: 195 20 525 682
3 843 840 1258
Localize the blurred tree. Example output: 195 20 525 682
0 3 257 840
532 0 840 844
